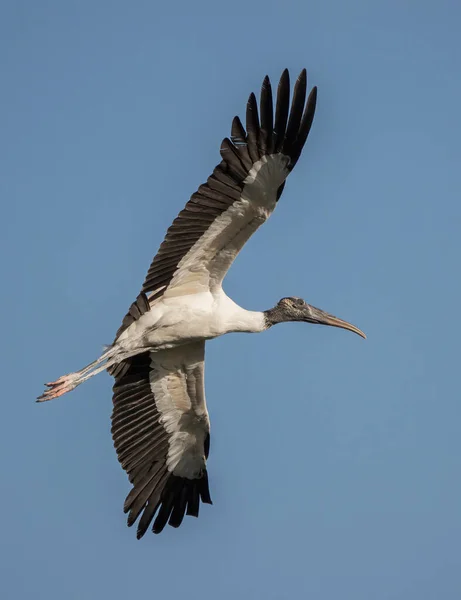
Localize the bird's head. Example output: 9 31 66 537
265 297 366 338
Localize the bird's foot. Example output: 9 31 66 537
37 374 78 402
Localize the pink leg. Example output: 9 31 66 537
37 374 78 402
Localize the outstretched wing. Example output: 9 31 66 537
142 69 316 302
111 342 211 538
121 69 316 314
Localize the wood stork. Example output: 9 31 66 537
38 69 365 538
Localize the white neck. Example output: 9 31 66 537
216 292 266 334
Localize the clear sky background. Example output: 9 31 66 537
2 1 461 599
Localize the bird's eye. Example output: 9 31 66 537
294 298 305 307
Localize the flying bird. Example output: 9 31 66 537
38 68 365 538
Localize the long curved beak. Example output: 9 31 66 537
306 306 366 339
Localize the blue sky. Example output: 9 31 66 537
2 1 461 598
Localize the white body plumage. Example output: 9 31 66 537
116 290 266 352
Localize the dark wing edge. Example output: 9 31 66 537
111 351 211 538
114 69 317 341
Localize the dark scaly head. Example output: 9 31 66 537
264 297 366 338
